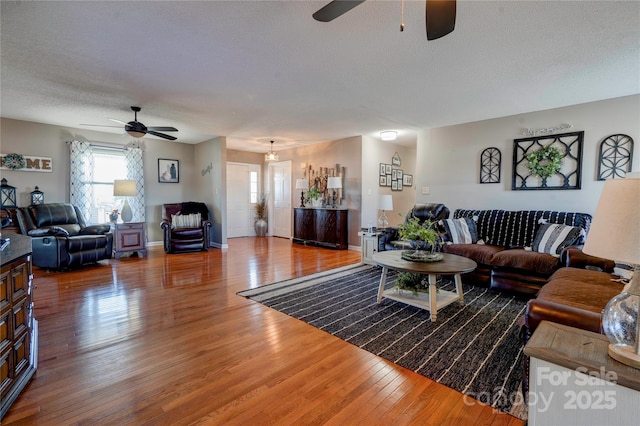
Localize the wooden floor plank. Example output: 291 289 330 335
3 237 524 425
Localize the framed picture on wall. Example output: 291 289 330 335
392 169 397 180
397 179 403 191
158 158 179 183
386 174 392 186
379 163 386 176
379 175 387 186
397 170 403 181
403 174 413 186
385 164 392 174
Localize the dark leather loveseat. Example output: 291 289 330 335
161 202 212 253
16 203 113 269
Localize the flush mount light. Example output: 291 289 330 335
380 131 397 141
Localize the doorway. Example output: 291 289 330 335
268 161 292 238
226 162 261 238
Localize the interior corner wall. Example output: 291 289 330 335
195 137 226 247
361 136 417 229
416 95 640 216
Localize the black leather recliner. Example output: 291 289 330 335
378 203 450 252
160 202 212 254
16 203 113 270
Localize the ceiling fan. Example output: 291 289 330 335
82 106 178 140
313 0 456 41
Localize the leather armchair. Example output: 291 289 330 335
16 203 113 270
160 202 212 253
378 203 450 251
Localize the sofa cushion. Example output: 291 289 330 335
536 268 621 313
440 217 478 244
171 213 201 229
491 248 560 276
30 203 79 227
532 223 583 256
443 243 503 265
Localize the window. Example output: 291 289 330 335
250 171 258 204
86 149 128 223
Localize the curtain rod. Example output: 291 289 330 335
66 141 142 151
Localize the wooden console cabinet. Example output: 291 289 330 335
1 233 37 419
293 208 348 250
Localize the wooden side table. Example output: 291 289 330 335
525 321 640 425
112 222 147 259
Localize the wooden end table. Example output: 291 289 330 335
372 251 477 322
111 221 147 259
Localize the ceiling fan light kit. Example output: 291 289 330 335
86 106 179 141
313 0 457 40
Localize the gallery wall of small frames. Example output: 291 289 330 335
379 153 412 191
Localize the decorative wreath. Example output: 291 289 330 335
2 153 26 170
526 146 563 179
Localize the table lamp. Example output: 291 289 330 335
295 178 309 207
327 177 342 208
377 194 393 228
583 174 640 368
113 179 137 223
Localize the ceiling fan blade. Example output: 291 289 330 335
147 126 178 132
147 130 177 141
80 124 123 128
426 0 456 40
313 0 365 22
108 118 128 125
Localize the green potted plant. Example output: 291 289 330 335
397 216 442 255
254 193 268 236
305 187 323 208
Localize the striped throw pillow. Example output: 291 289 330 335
440 218 478 244
531 223 583 256
171 213 202 229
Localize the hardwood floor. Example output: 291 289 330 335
4 237 524 425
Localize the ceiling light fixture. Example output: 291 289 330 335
264 140 279 162
380 131 397 141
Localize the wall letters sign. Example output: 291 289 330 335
0 154 53 172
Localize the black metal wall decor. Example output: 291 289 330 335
597 134 634 180
480 147 501 183
512 131 583 190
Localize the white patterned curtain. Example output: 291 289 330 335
124 146 145 221
69 140 94 223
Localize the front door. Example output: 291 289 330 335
226 162 251 238
270 161 292 238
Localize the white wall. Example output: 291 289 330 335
417 95 640 216
194 137 226 247
361 136 417 229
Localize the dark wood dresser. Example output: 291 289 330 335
293 208 348 249
1 232 37 419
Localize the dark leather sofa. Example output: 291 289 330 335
378 203 450 251
161 202 212 253
16 203 113 269
442 209 592 298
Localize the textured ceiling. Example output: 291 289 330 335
1 1 639 153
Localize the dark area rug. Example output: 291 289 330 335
238 264 526 417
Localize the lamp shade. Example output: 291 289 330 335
295 178 309 190
327 177 342 189
113 180 137 197
583 175 640 265
378 194 393 211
